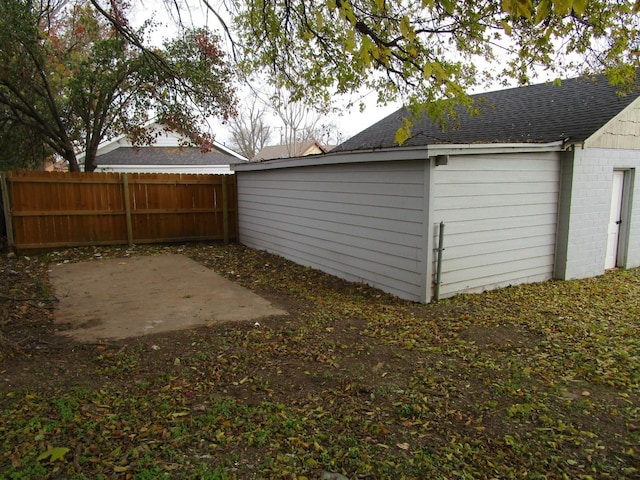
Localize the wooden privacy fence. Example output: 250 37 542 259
0 171 238 251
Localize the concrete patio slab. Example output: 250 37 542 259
49 254 287 342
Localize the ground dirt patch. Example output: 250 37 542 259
1 243 639 479
459 323 539 348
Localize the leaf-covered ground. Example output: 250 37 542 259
1 243 639 479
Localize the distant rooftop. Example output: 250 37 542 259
253 141 329 161
97 146 247 166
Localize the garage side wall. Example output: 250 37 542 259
560 148 640 279
432 152 561 298
236 160 429 302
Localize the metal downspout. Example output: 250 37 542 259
434 221 445 301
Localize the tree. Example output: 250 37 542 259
228 0 639 140
229 88 343 158
272 91 324 157
227 98 273 159
270 90 344 153
0 0 236 171
0 119 54 171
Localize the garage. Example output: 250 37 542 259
234 73 640 302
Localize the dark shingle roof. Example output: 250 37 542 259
98 146 247 166
335 73 640 152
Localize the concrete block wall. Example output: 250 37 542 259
562 148 640 279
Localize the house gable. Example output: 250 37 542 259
83 122 246 163
83 122 246 173
584 96 640 149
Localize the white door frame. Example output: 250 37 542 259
605 169 634 269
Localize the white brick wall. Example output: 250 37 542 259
563 148 640 279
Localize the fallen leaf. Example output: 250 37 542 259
37 447 69 463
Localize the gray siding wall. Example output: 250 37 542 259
561 148 640 279
432 152 561 298
237 160 429 302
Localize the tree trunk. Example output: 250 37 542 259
65 149 80 172
83 143 99 173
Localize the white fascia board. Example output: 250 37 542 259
212 142 248 161
426 141 566 156
96 165 233 174
232 148 430 171
96 136 129 155
231 141 566 172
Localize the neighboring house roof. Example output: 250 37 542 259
97 146 246 167
335 73 640 152
253 141 327 161
78 122 247 169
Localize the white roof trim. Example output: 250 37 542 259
232 141 566 172
212 141 247 160
426 141 566 155
95 164 234 174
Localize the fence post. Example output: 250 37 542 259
0 173 15 250
122 173 133 246
222 175 229 244
233 175 239 241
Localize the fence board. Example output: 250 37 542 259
2 171 237 251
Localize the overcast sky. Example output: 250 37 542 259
129 0 565 147
129 0 401 145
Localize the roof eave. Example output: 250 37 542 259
426 140 567 156
232 141 566 172
212 142 248 161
